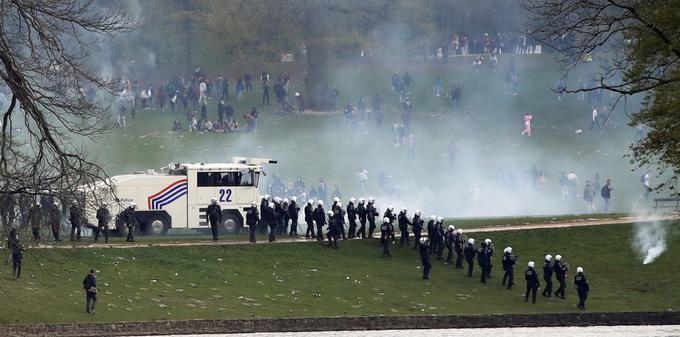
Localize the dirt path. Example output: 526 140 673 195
30 214 677 249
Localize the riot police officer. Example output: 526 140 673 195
259 195 269 234
288 197 300 236
463 238 476 277
281 198 290 235
484 238 494 279
69 200 81 241
264 202 277 242
95 204 111 243
426 215 436 254
274 197 284 235
123 203 137 242
336 201 347 240
206 198 222 240
327 210 340 249
525 261 540 303
380 217 393 257
397 208 411 247
356 198 367 239
366 198 377 239
346 198 357 239
419 237 431 280
313 200 326 241
574 266 589 310
454 229 465 269
412 210 423 250
542 255 554 297
434 217 445 260
246 201 259 243
444 225 455 264
304 199 315 238
477 240 490 283
554 254 569 299
502 247 517 289
28 202 42 241
49 201 62 241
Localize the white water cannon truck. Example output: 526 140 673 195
91 157 276 236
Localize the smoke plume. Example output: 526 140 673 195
633 221 668 265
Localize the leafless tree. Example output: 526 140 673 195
0 0 135 228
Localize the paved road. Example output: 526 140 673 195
133 325 680 337
33 214 676 249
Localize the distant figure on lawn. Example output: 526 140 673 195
83 269 98 314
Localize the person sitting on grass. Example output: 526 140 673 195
172 120 182 131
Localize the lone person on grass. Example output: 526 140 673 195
83 269 98 314
246 201 259 243
574 266 590 310
206 198 222 241
525 261 540 303
419 237 432 280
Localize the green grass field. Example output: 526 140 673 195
90 53 661 218
1 222 677 325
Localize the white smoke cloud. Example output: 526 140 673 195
633 220 668 265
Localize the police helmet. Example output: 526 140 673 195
291 196 297 202
506 247 513 253
545 254 552 261
327 211 333 216
337 201 342 207
468 238 475 244
368 197 375 203
264 194 271 200
54 201 60 207
308 199 314 205
430 215 436 221
333 197 340 203
555 255 562 261
448 225 455 231
129 202 136 209
72 200 78 205
349 197 356 203
383 217 390 223
419 237 429 246
251 201 257 207
317 200 324 206
401 207 407 213
388 205 394 211
283 198 289 203
456 229 463 234
528 261 535 268
275 197 281 203
359 198 365 203
415 209 421 216
576 267 583 273
268 202 275 208
437 216 444 222
211 198 217 205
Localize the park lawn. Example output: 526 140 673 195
0 222 678 325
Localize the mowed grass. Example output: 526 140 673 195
0 222 678 325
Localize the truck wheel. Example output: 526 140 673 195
221 212 241 233
145 215 169 236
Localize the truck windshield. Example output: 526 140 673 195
197 171 259 187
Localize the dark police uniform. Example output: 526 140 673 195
366 202 377 239
554 260 569 299
69 204 81 241
542 259 554 297
419 240 431 279
525 266 540 303
312 205 326 241
444 229 455 264
262 205 276 242
246 205 259 243
502 251 517 289
304 203 315 238
122 206 137 242
288 200 299 236
346 202 357 239
95 206 111 243
356 202 367 239
463 242 476 277
398 211 411 247
574 271 590 310
206 203 222 240
454 233 465 268
412 215 423 250
477 242 490 283
380 221 392 257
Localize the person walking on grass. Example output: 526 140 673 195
83 269 98 314
525 261 540 303
574 266 590 310
600 179 613 212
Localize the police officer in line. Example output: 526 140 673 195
49 201 62 241
380 217 393 257
397 208 411 247
542 254 554 297
554 254 569 299
69 200 82 241
288 196 300 236
502 247 517 289
336 201 347 240
435 217 446 260
483 238 494 279
444 225 455 264
246 201 259 243
123 202 137 242
206 198 222 241
419 237 432 280
312 200 326 241
477 239 490 283
274 197 285 235
412 210 423 250
383 205 395 226
281 198 290 235
574 266 589 310
327 210 341 249
454 229 465 269
525 261 540 303
366 197 378 239
259 195 270 234
356 198 367 239
28 201 42 241
95 203 111 243
264 202 277 242
346 198 357 239
304 199 315 238
463 238 476 277
426 215 436 254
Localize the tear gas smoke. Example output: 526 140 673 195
633 221 668 265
